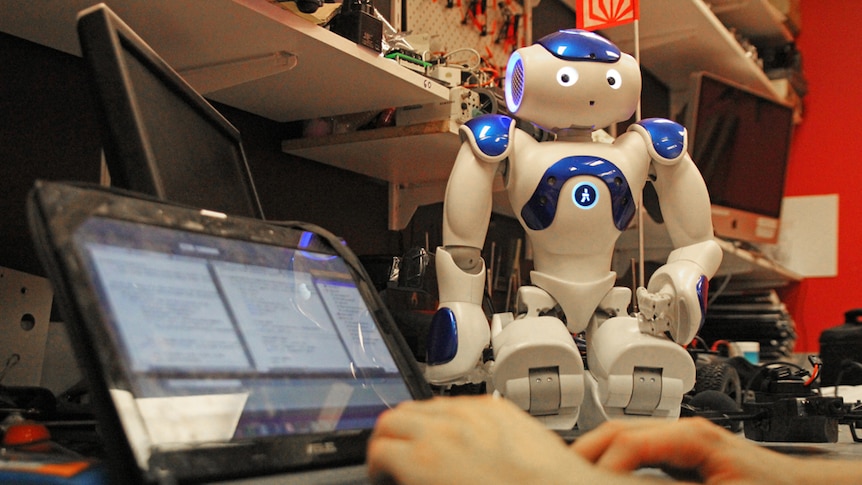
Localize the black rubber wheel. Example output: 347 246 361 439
695 361 742 407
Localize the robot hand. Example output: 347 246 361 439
637 260 709 345
638 240 722 344
636 286 673 334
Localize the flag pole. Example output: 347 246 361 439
634 17 646 291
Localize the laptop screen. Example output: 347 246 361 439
74 215 412 442
27 180 432 482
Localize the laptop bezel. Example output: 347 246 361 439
27 181 431 484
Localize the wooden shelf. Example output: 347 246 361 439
282 119 460 185
613 216 801 291
283 119 471 230
0 0 450 122
708 0 794 47
2 0 801 250
714 238 802 290
599 0 781 101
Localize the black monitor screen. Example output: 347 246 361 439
687 72 794 219
78 5 265 219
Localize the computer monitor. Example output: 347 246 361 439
77 4 265 220
686 72 795 245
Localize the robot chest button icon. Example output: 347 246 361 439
520 156 635 231
573 181 599 209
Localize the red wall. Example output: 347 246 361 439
779 2 862 351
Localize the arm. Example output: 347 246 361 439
368 397 862 485
573 417 862 485
628 120 722 344
425 115 511 384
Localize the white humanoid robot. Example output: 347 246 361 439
425 29 723 431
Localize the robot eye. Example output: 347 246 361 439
556 67 579 87
606 69 622 90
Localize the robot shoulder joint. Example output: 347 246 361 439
628 118 687 165
459 114 516 163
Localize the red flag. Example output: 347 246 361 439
576 0 639 31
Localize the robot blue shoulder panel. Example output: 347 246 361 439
460 114 516 162
628 118 687 164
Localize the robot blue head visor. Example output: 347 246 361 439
537 29 621 63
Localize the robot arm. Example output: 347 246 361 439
443 114 514 247
425 115 514 384
628 119 723 344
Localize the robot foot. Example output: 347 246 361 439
488 314 584 430
578 315 695 431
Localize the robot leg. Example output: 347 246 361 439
487 286 584 430
579 315 695 431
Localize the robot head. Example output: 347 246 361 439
505 29 641 132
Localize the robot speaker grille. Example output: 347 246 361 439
509 59 525 110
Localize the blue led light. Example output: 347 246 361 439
296 231 338 261
298 231 314 249
505 52 525 112
572 181 599 209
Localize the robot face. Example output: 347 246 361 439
505 30 641 132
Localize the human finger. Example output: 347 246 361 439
573 418 726 473
366 434 430 485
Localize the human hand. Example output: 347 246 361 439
571 417 813 485
368 395 668 485
367 395 571 485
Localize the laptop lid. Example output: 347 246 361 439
27 181 431 484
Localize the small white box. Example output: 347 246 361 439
0 267 54 386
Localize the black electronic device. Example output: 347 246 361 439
329 0 383 52
741 360 844 443
685 72 795 245
77 4 266 220
683 356 852 443
819 309 862 387
27 181 432 484
293 0 324 13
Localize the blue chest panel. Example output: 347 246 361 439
463 114 512 158
521 156 636 231
636 118 686 160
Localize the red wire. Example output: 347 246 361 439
710 339 730 352
804 363 820 386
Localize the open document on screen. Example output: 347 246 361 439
82 225 398 377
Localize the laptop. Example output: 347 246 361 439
27 181 431 484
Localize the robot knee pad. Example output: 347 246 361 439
584 316 694 423
489 314 584 430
